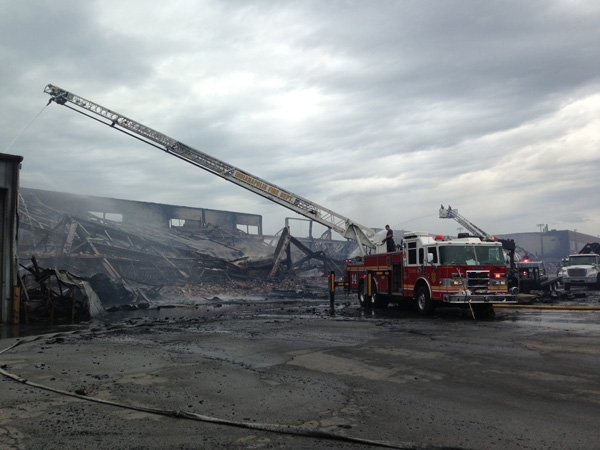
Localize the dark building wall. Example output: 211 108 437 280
20 187 262 234
1 154 23 324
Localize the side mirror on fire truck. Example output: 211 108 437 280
427 253 434 264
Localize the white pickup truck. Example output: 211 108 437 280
561 253 600 290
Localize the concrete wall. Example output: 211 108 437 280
497 230 599 259
0 154 23 324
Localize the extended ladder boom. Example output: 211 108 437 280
44 84 378 254
439 205 491 240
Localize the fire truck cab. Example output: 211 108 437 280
345 232 516 315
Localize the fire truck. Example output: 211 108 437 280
44 85 515 315
343 231 515 315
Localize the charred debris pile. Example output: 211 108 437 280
17 191 343 321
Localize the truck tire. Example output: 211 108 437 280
358 280 388 309
508 276 519 291
358 281 371 308
371 282 389 309
415 286 435 315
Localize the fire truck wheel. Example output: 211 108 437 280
371 282 389 309
415 287 435 315
358 281 371 308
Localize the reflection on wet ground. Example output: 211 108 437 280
2 288 599 340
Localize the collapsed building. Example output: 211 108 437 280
16 188 353 322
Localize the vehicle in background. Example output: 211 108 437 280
561 253 600 290
515 259 550 293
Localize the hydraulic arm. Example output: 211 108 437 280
439 204 516 268
439 205 491 240
44 84 379 255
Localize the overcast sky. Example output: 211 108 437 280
1 0 599 239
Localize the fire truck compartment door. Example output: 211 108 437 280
393 263 402 292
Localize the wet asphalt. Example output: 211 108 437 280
1 287 599 449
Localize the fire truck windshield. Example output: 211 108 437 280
439 245 505 266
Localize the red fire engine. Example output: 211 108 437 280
341 231 516 315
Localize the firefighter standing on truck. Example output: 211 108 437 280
382 225 395 252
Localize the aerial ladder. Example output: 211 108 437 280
439 204 517 270
438 205 492 240
44 84 382 256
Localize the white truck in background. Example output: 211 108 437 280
561 253 600 290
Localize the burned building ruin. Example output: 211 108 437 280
15 188 351 322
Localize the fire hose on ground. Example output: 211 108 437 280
0 328 465 450
494 304 600 310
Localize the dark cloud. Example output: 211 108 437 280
1 0 599 238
